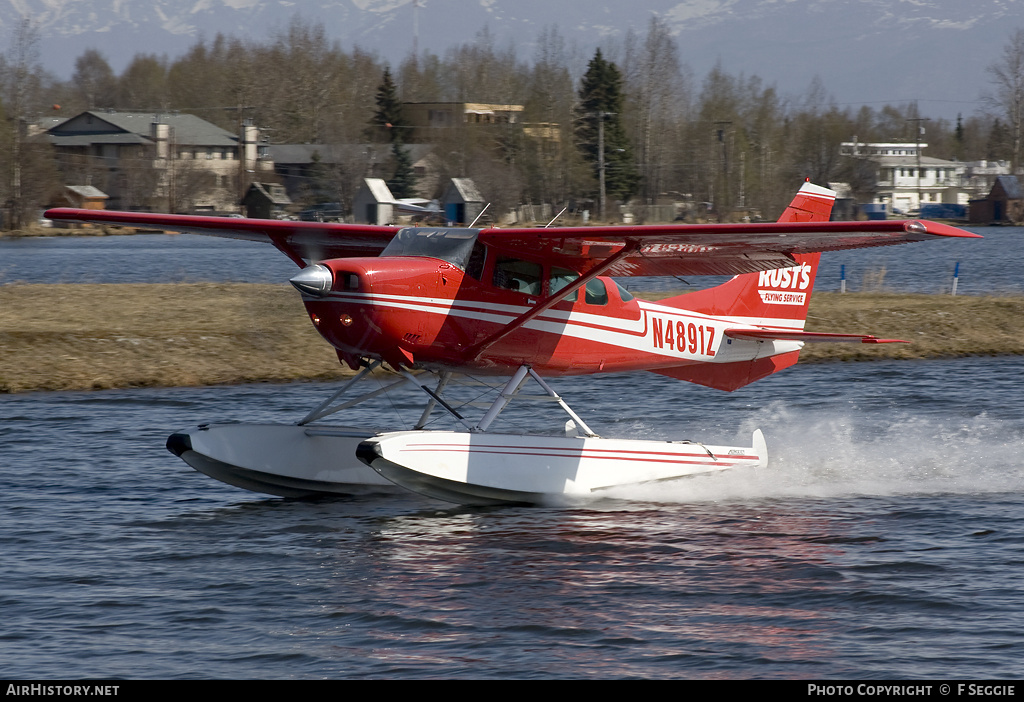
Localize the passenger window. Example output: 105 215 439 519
493 257 542 295
550 267 578 301
585 279 608 305
614 280 634 301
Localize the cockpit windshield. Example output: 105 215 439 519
381 227 480 270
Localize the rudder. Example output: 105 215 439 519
657 181 835 331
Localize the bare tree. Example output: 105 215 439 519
0 19 54 229
623 17 689 204
984 28 1024 171
521 26 584 205
71 49 117 110
116 54 169 109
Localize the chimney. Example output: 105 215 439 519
151 119 170 161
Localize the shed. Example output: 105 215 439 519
241 182 292 219
969 175 1024 224
61 185 109 210
352 178 394 225
442 178 484 225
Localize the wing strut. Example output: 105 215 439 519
267 234 309 269
462 242 640 361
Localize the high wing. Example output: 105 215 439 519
475 219 979 277
45 207 979 278
43 208 400 267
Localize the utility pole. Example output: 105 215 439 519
713 121 732 218
598 114 606 221
577 109 618 221
584 110 615 222
167 126 176 213
412 0 420 59
907 117 928 212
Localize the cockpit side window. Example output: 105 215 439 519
493 257 542 295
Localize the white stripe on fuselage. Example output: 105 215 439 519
310 291 804 363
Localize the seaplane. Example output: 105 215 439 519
45 182 979 505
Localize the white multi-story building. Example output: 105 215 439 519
962 159 1014 193
840 141 970 214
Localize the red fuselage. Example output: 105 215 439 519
295 250 778 383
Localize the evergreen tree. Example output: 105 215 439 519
575 49 638 205
306 150 335 204
370 67 408 144
388 140 417 198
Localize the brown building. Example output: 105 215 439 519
401 102 524 141
969 176 1024 224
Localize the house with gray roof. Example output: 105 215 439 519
46 110 273 212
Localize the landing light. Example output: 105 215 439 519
340 314 353 327
290 264 333 297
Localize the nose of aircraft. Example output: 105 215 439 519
289 263 333 297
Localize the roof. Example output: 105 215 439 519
265 144 345 165
37 116 68 131
404 102 524 112
446 177 483 203
993 175 1023 200
48 110 238 147
64 185 108 199
361 178 394 203
49 133 153 147
869 155 964 169
244 182 292 205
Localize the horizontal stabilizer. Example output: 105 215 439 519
724 329 907 344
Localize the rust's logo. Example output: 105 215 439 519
758 264 812 305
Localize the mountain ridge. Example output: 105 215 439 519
2 0 1018 119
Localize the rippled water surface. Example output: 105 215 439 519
2 358 1024 679
2 230 1022 678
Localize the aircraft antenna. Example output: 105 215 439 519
544 207 567 228
468 203 490 228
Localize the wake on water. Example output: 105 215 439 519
605 403 1024 504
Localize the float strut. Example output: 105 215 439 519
475 365 532 432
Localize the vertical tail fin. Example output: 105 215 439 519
776 180 836 223
658 181 835 330
650 181 836 391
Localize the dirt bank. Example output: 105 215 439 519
1 284 1020 393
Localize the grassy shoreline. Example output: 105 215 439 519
1 283 1021 393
